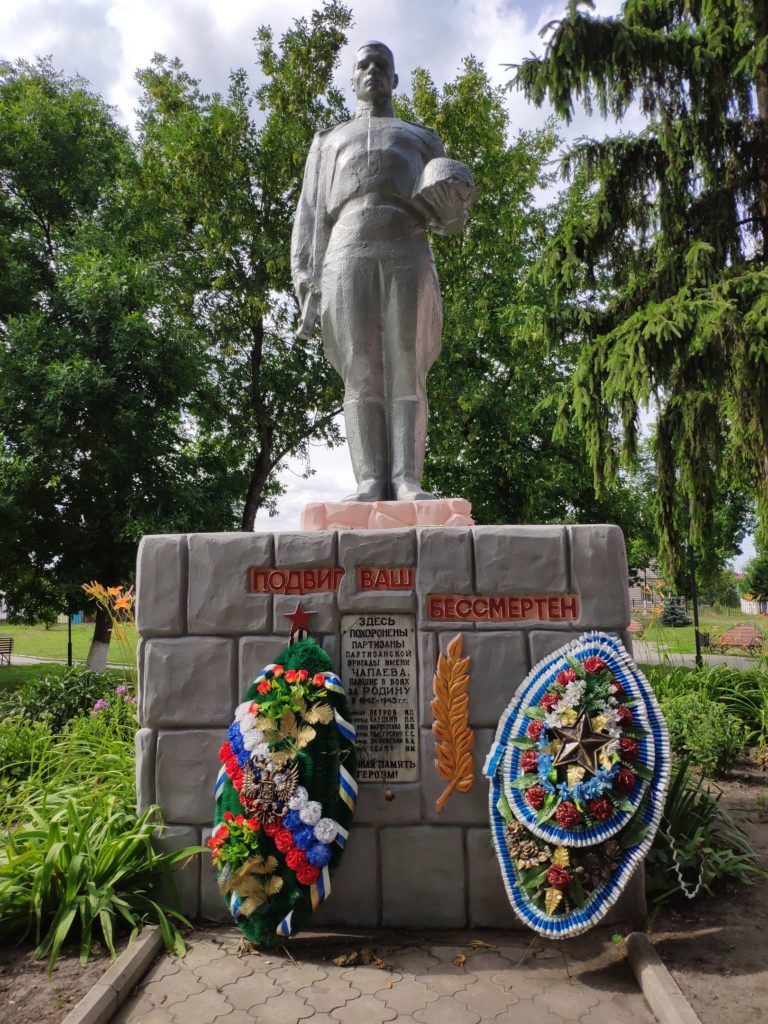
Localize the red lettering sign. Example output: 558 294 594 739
249 567 344 594
357 566 414 591
426 594 580 622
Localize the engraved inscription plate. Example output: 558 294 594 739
340 614 418 783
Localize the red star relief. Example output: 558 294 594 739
284 601 315 639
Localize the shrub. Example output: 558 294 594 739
659 599 692 627
647 663 768 747
0 792 197 969
0 717 54 788
646 760 760 907
0 666 125 732
662 694 746 774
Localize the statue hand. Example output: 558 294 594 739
298 290 321 340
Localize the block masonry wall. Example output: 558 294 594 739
135 524 644 929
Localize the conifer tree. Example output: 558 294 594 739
515 0 768 574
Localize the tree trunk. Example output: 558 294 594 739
86 604 113 672
241 432 274 530
755 0 768 262
240 310 272 531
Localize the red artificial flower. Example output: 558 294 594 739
247 818 260 831
285 670 298 684
521 750 539 774
235 814 244 826
263 820 281 837
206 836 218 848
616 706 634 726
527 720 544 741
525 784 547 810
224 811 234 822
225 756 239 776
583 656 608 674
546 865 573 890
219 741 233 763
554 802 583 829
587 797 613 822
232 769 244 792
257 679 272 695
613 767 637 794
610 681 626 698
312 673 325 687
619 737 639 760
541 692 561 711
286 848 308 872
274 828 295 853
217 825 230 839
298 669 309 682
556 668 578 686
296 864 321 886
272 665 284 677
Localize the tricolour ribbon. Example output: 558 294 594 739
338 765 358 812
276 910 294 938
334 709 356 743
310 865 332 911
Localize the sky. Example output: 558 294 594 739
1 0 754 566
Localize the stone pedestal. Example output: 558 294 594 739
135 523 644 927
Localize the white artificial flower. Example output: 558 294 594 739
299 801 322 826
254 742 271 760
239 713 256 732
234 701 252 721
314 818 338 844
558 679 586 710
242 730 264 752
288 785 309 810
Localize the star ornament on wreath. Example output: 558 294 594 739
550 711 613 774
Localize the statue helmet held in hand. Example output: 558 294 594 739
291 41 476 502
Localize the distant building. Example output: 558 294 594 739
628 561 666 609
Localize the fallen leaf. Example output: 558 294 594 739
332 950 359 967
453 954 467 968
469 939 495 949
387 979 394 989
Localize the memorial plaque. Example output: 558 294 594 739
340 613 418 783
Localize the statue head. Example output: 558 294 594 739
351 41 398 103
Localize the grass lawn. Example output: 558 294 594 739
0 622 136 665
0 662 71 691
635 606 767 656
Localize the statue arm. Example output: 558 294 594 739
416 131 476 238
291 133 328 339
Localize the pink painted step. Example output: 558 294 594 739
300 498 474 531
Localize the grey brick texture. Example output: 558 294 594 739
137 524 637 929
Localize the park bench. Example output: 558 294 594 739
710 624 765 657
0 635 13 665
628 619 645 640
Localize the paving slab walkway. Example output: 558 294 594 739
113 926 657 1024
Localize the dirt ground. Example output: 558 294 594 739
0 940 119 1024
1 760 766 1024
651 757 768 1023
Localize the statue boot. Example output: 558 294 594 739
390 397 437 500
343 399 390 501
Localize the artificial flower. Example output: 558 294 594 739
554 802 583 829
583 656 608 674
525 784 547 810
587 797 613 822
546 865 573 890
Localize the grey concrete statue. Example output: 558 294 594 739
291 41 476 501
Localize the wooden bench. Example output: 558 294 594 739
0 635 13 666
628 619 645 639
710 624 764 656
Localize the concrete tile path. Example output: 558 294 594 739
114 926 657 1024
